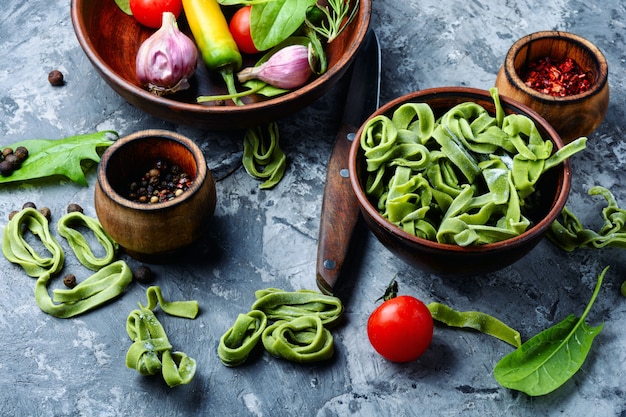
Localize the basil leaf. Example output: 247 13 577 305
113 0 132 15
250 0 317 51
493 267 607 396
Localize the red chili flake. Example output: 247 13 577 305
519 56 592 97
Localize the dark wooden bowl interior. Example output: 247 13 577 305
71 0 371 129
105 137 198 199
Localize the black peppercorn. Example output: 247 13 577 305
22 202 37 210
133 265 154 284
2 148 13 158
63 274 77 288
67 203 84 213
48 70 65 86
8 210 18 220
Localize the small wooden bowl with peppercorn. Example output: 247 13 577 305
495 30 609 143
94 129 216 262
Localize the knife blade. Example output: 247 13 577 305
316 28 381 295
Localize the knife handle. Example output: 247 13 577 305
316 123 361 295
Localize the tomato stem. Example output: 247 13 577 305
376 277 398 302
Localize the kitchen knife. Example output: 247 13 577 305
316 28 381 295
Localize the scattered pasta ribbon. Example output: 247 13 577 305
2 208 64 277
218 288 344 366
251 288 344 327
2 207 132 318
262 315 334 363
126 306 196 388
548 186 626 250
36 260 133 319
141 285 199 319
359 87 587 246
57 211 118 271
427 302 522 348
242 122 287 189
218 310 267 366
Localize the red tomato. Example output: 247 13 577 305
367 295 433 362
229 6 260 54
130 0 183 29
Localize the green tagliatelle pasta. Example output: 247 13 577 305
262 315 334 364
2 208 64 277
57 211 118 271
36 260 132 318
2 208 132 318
251 288 344 327
218 288 344 366
141 285 199 319
126 305 196 388
218 310 267 366
242 122 287 189
427 302 521 348
360 88 587 246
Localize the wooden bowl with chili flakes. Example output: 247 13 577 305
495 31 609 143
70 0 371 130
94 129 216 262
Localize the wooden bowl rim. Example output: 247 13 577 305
502 30 608 103
97 129 210 211
349 86 572 254
70 0 372 116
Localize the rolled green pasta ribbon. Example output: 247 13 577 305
243 122 287 190
261 316 334 363
2 208 64 277
141 285 199 319
57 211 118 271
251 288 344 327
427 302 521 348
161 350 197 388
126 305 197 387
218 310 267 367
35 259 133 318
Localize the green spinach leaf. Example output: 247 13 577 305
493 266 607 396
250 0 317 51
0 131 118 186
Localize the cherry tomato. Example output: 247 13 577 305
367 295 434 362
229 6 260 54
130 0 183 29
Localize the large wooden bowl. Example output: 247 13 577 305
349 87 572 276
495 31 609 143
70 0 371 130
94 129 216 262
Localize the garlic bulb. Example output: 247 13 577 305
136 12 198 96
237 45 313 90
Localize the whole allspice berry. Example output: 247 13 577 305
48 70 65 87
67 203 84 213
133 265 154 284
63 274 77 288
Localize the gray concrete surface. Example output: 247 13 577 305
1 0 625 416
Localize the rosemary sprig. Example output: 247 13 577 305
305 0 359 43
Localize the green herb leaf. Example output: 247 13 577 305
113 0 132 15
493 266 607 396
0 131 118 186
250 0 317 51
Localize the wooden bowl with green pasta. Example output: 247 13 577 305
349 87 584 276
94 129 217 262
